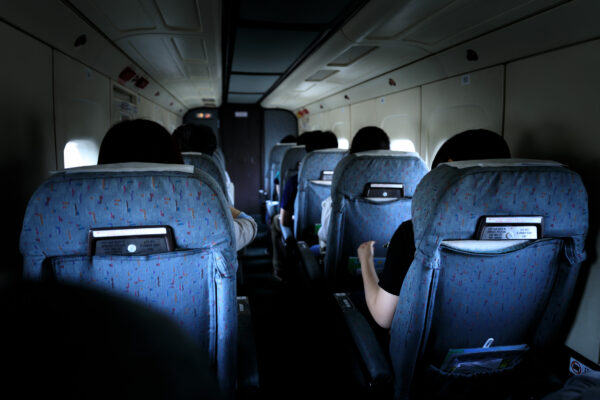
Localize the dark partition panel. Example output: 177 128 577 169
220 104 263 214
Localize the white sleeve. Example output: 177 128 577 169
317 196 332 246
232 213 257 251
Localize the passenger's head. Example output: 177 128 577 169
298 130 338 152
350 126 390 154
279 135 297 144
172 124 218 155
431 129 511 168
98 119 183 165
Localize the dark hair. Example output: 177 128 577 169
297 130 338 153
350 126 390 154
431 129 511 168
279 135 297 144
172 124 218 155
98 119 183 165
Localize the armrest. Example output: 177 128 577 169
280 221 294 242
297 241 323 282
265 200 279 220
237 296 259 390
333 293 392 386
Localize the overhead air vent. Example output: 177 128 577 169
305 69 339 82
327 46 378 66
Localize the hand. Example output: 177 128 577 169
357 241 375 263
229 206 241 218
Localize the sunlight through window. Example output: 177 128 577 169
390 139 416 152
64 140 99 169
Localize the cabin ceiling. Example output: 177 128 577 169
70 0 222 109
68 0 569 111
261 0 569 111
222 0 366 105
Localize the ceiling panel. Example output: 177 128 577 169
404 0 541 45
367 0 454 40
239 0 357 25
183 63 210 78
229 74 280 93
228 93 264 103
99 0 156 32
306 69 339 81
172 36 207 61
328 45 378 66
122 36 185 80
232 28 320 73
155 0 202 31
70 0 221 107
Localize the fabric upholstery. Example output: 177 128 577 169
279 146 306 193
213 148 227 171
182 152 231 204
267 143 295 200
19 164 238 393
389 160 589 399
323 150 428 289
294 149 346 239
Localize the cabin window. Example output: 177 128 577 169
338 138 349 149
63 139 99 168
390 139 416 152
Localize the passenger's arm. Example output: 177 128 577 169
230 207 257 250
357 241 399 329
279 208 293 228
317 197 332 246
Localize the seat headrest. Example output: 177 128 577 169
298 149 347 182
442 158 563 169
21 163 234 258
56 162 194 175
412 160 588 266
331 150 428 203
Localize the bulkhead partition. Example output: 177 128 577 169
19 163 239 393
390 159 589 399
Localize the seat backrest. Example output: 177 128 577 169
19 162 238 394
182 152 232 204
279 145 306 194
324 150 428 290
294 148 346 240
213 148 226 171
267 143 294 200
389 159 589 399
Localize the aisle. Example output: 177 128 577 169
237 215 362 399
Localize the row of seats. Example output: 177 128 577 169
264 140 589 398
182 147 235 205
19 162 255 397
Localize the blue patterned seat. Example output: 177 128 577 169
294 148 346 241
324 150 428 290
279 145 307 196
389 159 589 399
266 143 295 200
213 148 227 172
19 162 239 394
182 152 232 204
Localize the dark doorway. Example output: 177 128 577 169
220 104 263 214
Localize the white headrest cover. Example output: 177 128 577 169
57 163 195 174
444 158 563 169
354 150 421 159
